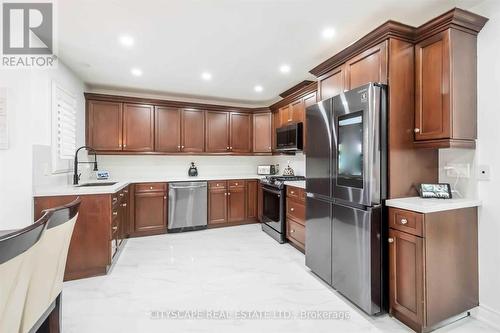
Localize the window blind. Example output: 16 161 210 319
52 82 77 173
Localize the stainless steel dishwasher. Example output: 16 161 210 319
168 181 208 232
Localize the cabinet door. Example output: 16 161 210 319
253 113 272 153
229 112 252 153
155 106 181 152
345 41 388 89
290 99 305 123
257 182 263 222
228 187 246 222
206 111 230 153
208 187 227 224
389 229 424 328
319 65 345 100
123 104 154 151
181 109 205 152
246 180 258 220
87 100 123 151
279 105 291 125
415 30 451 141
302 92 317 151
134 192 167 233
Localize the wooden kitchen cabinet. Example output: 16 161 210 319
246 180 258 220
285 185 306 252
206 111 230 153
414 29 477 148
388 207 478 332
228 183 246 222
181 109 205 152
318 65 345 100
344 41 388 89
87 100 123 151
253 113 272 153
290 99 305 123
123 104 154 152
131 183 168 236
278 105 291 126
208 181 228 225
230 113 252 153
155 106 181 152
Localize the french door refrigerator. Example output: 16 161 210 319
305 83 387 315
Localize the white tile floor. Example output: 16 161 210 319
63 224 499 333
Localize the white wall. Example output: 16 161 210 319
467 0 500 325
0 62 86 229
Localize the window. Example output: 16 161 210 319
52 81 77 173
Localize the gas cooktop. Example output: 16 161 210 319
260 175 305 189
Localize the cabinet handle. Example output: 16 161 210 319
113 211 118 216
164 196 167 200
123 190 128 193
290 229 295 233
119 193 124 197
230 146 233 149
216 183 219 187
224 192 227 196
150 186 153 190
290 207 295 212
112 226 118 231
123 144 127 148
228 192 231 196
226 146 229 150
388 238 394 243
291 191 295 194
122 203 127 207
235 183 238 186
400 218 408 225
414 128 420 133
182 145 185 149
119 144 122 148
177 145 181 149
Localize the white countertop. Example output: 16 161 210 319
385 197 482 213
284 180 306 189
33 175 264 197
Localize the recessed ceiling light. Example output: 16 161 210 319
322 27 336 39
254 85 263 93
201 72 212 81
119 35 134 47
279 64 291 74
131 68 143 76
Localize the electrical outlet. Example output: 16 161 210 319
444 163 470 178
477 165 490 181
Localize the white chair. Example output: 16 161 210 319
21 198 81 333
0 213 49 333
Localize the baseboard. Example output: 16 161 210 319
471 305 500 329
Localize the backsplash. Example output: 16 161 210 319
438 148 478 199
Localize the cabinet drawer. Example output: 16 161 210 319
228 180 245 188
209 181 227 189
389 208 424 237
135 183 166 193
286 186 305 203
287 219 305 247
287 199 305 224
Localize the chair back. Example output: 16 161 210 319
21 198 81 333
0 213 49 333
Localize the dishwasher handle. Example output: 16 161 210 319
169 183 207 190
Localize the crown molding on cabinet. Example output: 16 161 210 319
269 81 318 111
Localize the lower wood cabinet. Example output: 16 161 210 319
388 207 478 332
208 180 258 226
130 183 168 237
285 185 306 251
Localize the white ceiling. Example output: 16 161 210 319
57 0 484 106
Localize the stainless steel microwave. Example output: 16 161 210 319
276 122 303 151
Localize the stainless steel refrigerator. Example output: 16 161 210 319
305 83 387 315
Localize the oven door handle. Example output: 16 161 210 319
262 187 282 196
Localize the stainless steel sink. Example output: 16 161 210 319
76 182 117 187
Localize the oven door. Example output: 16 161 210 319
262 185 284 233
332 83 385 206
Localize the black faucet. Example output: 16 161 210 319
73 146 98 185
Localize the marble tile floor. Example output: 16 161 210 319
62 224 499 333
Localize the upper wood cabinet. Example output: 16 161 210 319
253 113 272 153
155 106 181 152
206 111 230 153
414 29 477 148
123 104 154 152
230 113 252 153
181 109 205 152
278 105 291 126
319 65 345 100
302 92 317 150
290 99 305 123
87 100 123 151
344 41 388 89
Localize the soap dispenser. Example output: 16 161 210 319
188 162 198 177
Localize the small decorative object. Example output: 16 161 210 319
96 171 110 180
282 161 294 176
188 162 198 177
419 183 452 199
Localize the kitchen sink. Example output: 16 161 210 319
76 182 117 187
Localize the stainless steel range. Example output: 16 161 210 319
260 175 305 243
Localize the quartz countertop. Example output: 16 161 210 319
284 180 306 189
33 175 264 197
385 196 481 214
